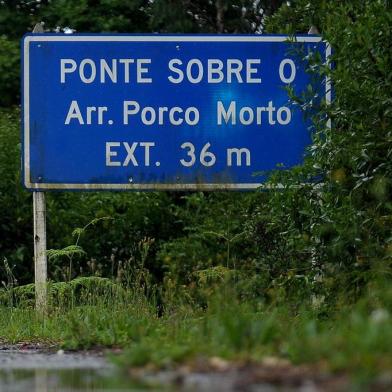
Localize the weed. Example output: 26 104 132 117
47 217 112 282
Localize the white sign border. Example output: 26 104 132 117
23 34 330 191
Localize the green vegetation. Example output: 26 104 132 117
1 0 392 388
1 280 392 387
0 276 123 307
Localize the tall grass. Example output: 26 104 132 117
0 279 156 349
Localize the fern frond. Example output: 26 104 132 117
72 228 84 237
47 245 86 260
193 266 231 284
72 216 113 237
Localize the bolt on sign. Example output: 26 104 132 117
22 34 330 191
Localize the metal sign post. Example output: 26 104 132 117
32 23 47 314
33 191 47 313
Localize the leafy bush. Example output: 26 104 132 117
0 108 33 283
0 39 19 106
242 0 392 302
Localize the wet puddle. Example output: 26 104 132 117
0 349 346 391
0 350 149 391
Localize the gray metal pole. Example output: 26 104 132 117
33 191 47 313
32 22 47 314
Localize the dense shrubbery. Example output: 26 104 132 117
255 0 392 302
0 0 391 310
0 109 32 283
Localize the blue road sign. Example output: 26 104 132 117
22 34 330 190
